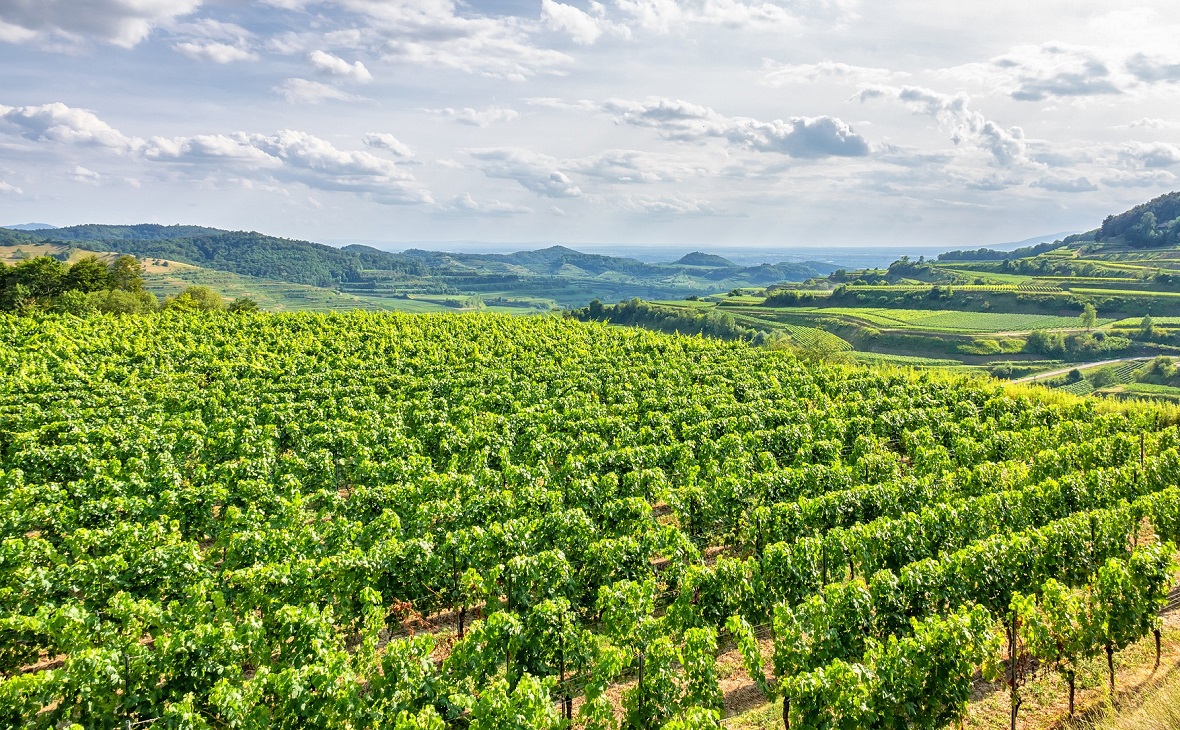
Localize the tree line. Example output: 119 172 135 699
0 255 257 314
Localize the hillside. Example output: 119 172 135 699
1098 191 1180 247
1 312 1176 728
0 224 833 307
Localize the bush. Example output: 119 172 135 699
88 289 158 314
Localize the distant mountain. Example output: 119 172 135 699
3 223 56 231
675 251 737 267
0 223 835 307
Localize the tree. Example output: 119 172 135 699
164 286 223 311
227 296 260 313
63 256 114 293
1139 315 1155 340
89 289 158 314
6 256 66 300
110 255 146 292
1080 302 1097 331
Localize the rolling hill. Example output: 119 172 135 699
0 224 835 307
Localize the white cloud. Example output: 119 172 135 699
1118 142 1180 169
308 50 372 81
0 180 21 194
0 102 140 151
174 41 258 63
614 0 808 33
71 165 101 183
1100 170 1176 188
0 0 202 48
428 106 519 127
451 192 532 215
623 195 722 216
149 129 432 204
363 132 413 157
571 149 692 183
467 148 583 198
1030 175 1097 193
1000 44 1121 102
762 60 898 86
857 85 1029 167
334 0 573 79
1125 118 1180 130
603 97 871 157
274 79 366 104
541 0 630 44
0 100 431 205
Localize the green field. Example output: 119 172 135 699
782 307 1110 332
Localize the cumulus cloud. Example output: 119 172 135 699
0 0 202 48
1126 53 1180 84
363 132 413 157
274 78 366 104
451 192 532 215
1004 47 1120 102
1118 142 1180 169
0 100 431 205
602 97 870 158
308 50 372 81
541 0 629 44
427 106 519 127
174 41 257 63
1030 175 1097 193
147 129 432 203
0 102 140 151
857 85 1029 167
467 148 583 198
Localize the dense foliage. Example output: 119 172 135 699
0 312 1176 729
1098 191 1180 248
569 298 769 343
0 255 153 314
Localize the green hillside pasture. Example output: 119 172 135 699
791 307 1111 333
722 309 853 351
1111 316 1180 327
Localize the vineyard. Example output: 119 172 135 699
1 312 1178 730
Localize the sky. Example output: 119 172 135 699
1 1 1179 250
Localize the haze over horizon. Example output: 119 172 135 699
1 1 1178 248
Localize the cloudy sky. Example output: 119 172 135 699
1 0 1179 249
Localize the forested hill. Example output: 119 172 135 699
0 223 834 304
1097 191 1180 247
2 225 425 288
934 190 1180 262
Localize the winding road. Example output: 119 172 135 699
1012 356 1153 384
